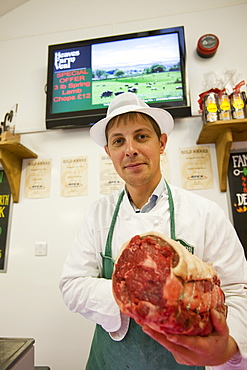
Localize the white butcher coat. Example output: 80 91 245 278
59 182 247 367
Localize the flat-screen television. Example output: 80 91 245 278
45 26 191 130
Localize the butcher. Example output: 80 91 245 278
59 92 247 369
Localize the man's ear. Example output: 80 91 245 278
160 133 167 154
104 145 111 157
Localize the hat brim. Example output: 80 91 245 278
90 105 174 147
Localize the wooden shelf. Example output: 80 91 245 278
0 141 37 203
196 119 247 192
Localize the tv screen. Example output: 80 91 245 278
45 26 191 130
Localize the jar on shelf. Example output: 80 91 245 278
230 92 245 119
218 91 232 120
230 80 246 119
202 92 219 123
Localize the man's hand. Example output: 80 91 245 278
142 309 238 367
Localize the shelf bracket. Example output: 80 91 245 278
215 128 233 192
0 141 37 203
196 119 247 192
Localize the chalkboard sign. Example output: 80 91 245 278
0 170 12 272
228 151 247 258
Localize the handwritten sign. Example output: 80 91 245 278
228 151 247 258
0 170 12 272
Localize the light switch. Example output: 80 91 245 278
35 242 47 256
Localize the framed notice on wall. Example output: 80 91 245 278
0 170 12 272
227 151 247 258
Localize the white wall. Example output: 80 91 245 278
0 1 246 369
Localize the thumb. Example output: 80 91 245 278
211 308 228 335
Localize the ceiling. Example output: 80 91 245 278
0 0 29 17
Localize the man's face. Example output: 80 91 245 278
104 113 167 191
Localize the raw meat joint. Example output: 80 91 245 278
112 232 227 336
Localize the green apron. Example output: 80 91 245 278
86 183 205 370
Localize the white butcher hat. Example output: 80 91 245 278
90 92 174 147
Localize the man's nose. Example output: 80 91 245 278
125 140 138 157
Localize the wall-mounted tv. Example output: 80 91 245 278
45 26 191 130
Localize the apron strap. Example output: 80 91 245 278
165 180 195 254
164 180 176 240
101 190 124 279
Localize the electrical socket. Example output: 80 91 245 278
35 242 47 256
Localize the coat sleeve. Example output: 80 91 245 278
202 203 247 361
59 208 121 332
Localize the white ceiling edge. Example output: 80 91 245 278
0 0 29 17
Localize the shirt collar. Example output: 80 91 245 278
126 178 166 213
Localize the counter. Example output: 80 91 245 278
0 338 35 370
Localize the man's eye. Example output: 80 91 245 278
138 134 148 140
113 138 123 146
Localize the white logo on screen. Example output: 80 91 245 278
54 50 80 70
